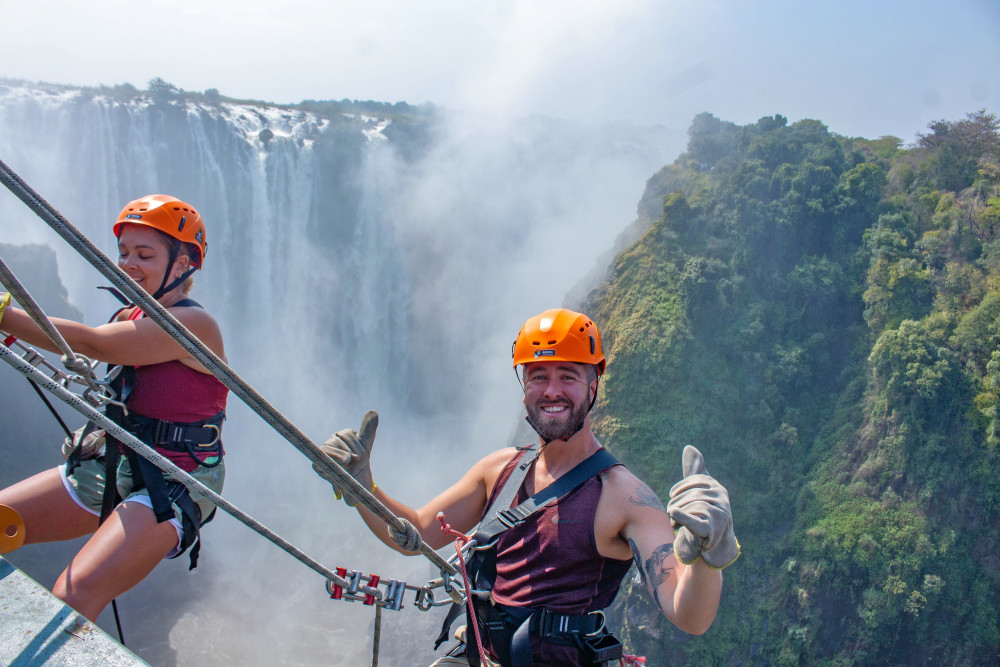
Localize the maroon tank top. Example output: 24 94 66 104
123 307 228 472
486 448 633 613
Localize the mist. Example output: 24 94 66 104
0 83 677 664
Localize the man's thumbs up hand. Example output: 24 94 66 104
667 445 740 569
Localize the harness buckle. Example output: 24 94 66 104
198 423 221 447
584 610 607 637
496 509 519 528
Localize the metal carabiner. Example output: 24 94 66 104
471 538 498 551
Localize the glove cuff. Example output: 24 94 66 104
703 536 741 570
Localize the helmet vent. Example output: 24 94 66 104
178 216 186 231
590 336 595 354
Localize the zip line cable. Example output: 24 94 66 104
0 157 458 581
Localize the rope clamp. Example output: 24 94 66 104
327 569 385 606
327 566 349 599
325 568 447 612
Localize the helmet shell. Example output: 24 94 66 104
113 194 207 268
512 308 605 375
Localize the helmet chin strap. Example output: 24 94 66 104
152 267 197 300
152 247 196 300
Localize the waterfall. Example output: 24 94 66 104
0 80 681 665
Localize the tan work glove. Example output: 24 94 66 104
667 445 740 569
62 424 106 461
312 411 378 506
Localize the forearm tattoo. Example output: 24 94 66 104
645 544 675 607
628 484 666 512
645 544 674 589
629 539 675 607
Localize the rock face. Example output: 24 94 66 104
0 242 83 321
1 241 83 487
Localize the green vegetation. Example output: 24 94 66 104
589 110 1000 665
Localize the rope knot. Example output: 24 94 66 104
388 518 422 552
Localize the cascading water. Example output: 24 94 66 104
0 80 681 665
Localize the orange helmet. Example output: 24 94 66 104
113 194 207 269
512 308 606 375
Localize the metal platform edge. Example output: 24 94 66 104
0 556 149 666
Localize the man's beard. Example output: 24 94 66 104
525 399 590 442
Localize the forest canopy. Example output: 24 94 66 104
587 110 1000 665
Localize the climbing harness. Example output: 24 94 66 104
442 445 626 667
77 298 226 570
0 340 455 611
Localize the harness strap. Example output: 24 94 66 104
473 448 619 546
476 603 620 666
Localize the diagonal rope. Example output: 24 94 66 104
0 157 457 579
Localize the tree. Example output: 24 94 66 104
148 77 181 104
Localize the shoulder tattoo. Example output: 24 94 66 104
628 483 666 512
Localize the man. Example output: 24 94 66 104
314 308 739 666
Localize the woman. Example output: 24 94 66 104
0 194 228 622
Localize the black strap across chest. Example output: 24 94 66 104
473 446 618 548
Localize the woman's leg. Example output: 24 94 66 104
0 468 98 543
52 501 178 621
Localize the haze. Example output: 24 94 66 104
1 0 997 141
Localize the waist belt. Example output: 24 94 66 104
124 411 225 467
475 602 622 666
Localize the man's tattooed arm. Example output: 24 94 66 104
628 483 666 512
628 539 676 608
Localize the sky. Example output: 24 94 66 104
1 0 997 143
